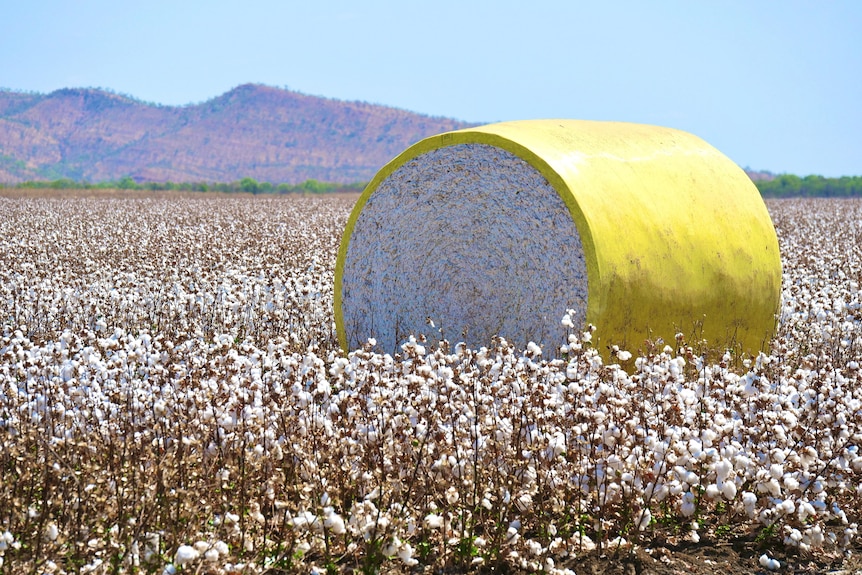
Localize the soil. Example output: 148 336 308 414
524 537 862 575
375 537 862 574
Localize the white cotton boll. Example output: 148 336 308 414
807 525 825 546
638 509 652 530
381 537 400 558
766 478 782 496
617 350 632 362
722 480 737 500
398 543 419 566
445 486 459 504
743 492 757 517
174 545 200 566
290 511 318 530
705 484 721 499
734 454 754 472
798 502 816 522
516 493 533 511
526 539 544 556
424 514 444 529
324 511 346 535
769 464 784 479
45 522 59 541
780 499 796 514
214 541 229 556
680 492 696 517
784 475 800 491
759 554 780 571
714 459 733 482
204 549 220 562
701 428 718 447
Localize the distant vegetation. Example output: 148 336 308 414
753 174 862 198
3 173 862 198
1 177 366 194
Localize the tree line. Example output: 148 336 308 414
3 174 862 198
754 174 862 198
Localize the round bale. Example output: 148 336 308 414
335 119 781 358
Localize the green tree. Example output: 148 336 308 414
240 177 260 194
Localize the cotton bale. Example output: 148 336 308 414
335 119 782 359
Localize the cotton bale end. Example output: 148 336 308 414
335 119 781 359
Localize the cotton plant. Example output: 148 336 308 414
0 195 860 573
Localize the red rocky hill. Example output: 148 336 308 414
0 84 475 184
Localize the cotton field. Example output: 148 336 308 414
0 192 860 574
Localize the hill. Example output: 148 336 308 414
0 84 475 185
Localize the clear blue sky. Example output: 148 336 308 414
2 0 860 177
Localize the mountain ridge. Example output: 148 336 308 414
0 84 476 184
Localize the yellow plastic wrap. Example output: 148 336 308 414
335 119 782 358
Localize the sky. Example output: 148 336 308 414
2 0 860 177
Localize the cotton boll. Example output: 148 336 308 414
174 545 200 566
680 492 696 517
445 486 459 504
766 478 782 496
785 528 803 546
779 499 796 515
798 502 816 522
742 491 758 518
424 514 444 529
381 537 401 558
759 554 780 571
397 542 419 566
807 525 825 547
721 480 737 500
45 522 59 541
290 511 318 530
713 459 733 482
769 464 784 479
638 509 652 530
705 484 721 500
323 510 346 535
784 475 800 491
